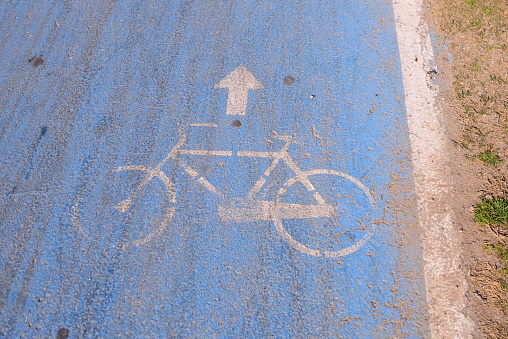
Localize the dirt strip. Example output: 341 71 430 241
431 0 508 336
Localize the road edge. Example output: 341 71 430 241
391 0 476 337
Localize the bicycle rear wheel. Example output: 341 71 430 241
274 169 375 258
72 166 175 248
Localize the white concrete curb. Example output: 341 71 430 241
392 0 475 337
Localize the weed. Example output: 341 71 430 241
490 75 508 84
500 278 508 291
468 125 489 137
451 139 470 149
464 106 478 118
475 196 508 227
471 60 481 71
458 89 470 98
481 7 493 15
470 18 483 27
478 149 501 165
499 300 508 315
465 0 478 8
483 244 508 275
480 94 492 103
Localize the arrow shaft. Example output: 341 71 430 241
226 88 249 115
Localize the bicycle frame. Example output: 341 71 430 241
143 126 334 223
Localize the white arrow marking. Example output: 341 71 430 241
215 65 263 115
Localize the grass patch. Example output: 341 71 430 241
483 244 508 275
478 149 502 165
474 196 508 227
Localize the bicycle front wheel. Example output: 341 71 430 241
72 165 175 248
274 169 375 258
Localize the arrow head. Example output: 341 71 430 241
215 65 263 89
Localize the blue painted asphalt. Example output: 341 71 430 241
0 0 429 337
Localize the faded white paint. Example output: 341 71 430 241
189 123 218 127
72 126 374 257
177 150 233 157
71 165 175 247
392 0 475 337
218 199 334 223
215 65 263 115
273 169 375 258
197 177 224 198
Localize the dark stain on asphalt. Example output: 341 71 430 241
11 126 49 191
284 75 295 85
232 120 242 127
94 118 110 135
28 56 44 67
56 327 70 339
21 126 49 182
39 126 48 138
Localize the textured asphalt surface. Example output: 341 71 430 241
0 1 430 337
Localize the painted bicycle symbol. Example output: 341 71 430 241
72 66 375 257
72 123 375 258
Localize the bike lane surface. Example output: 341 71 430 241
0 1 430 337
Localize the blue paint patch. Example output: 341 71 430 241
0 0 429 337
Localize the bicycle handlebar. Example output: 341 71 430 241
271 131 294 142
